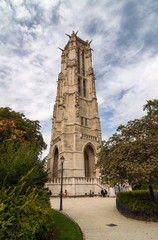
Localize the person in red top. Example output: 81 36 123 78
64 189 68 197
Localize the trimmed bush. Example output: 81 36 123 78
117 190 158 211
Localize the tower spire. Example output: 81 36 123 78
47 32 102 196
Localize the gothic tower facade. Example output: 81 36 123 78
47 31 103 196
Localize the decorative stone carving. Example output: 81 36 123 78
58 72 64 80
81 134 98 142
75 92 79 107
47 31 102 196
62 93 66 107
87 66 94 76
52 136 61 144
53 103 57 118
67 60 77 68
76 109 79 118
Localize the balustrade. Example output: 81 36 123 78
51 177 98 185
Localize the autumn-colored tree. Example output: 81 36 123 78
0 119 25 143
96 100 158 199
0 107 46 153
0 107 48 189
0 108 52 238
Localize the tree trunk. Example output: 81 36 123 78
148 184 155 199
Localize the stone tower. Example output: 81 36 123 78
46 31 103 196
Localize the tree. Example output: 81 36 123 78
96 100 158 199
0 107 46 153
0 108 53 239
0 143 49 189
0 119 25 143
0 107 48 189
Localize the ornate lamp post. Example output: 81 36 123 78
60 155 65 211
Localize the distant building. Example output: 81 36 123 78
46 31 115 196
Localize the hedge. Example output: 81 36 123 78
116 190 158 211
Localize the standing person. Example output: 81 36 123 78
101 189 104 197
64 189 68 197
104 189 107 197
49 189 52 196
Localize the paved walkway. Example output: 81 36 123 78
50 197 158 240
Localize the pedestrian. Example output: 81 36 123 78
49 189 52 196
101 189 104 197
104 189 107 197
64 189 68 197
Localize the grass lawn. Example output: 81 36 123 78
50 209 83 240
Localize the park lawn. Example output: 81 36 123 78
51 209 82 240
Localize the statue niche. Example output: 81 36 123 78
53 147 59 178
84 145 95 178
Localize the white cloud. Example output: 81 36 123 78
0 0 158 157
98 52 158 130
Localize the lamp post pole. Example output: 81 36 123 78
60 156 65 211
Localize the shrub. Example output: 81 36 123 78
0 108 53 239
0 172 53 240
116 190 158 211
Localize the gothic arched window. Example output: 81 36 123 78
53 147 59 178
77 49 80 74
82 52 85 76
83 79 86 98
78 78 81 95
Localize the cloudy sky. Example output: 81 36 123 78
0 0 158 157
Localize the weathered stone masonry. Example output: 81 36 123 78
46 31 114 196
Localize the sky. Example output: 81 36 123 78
0 0 158 157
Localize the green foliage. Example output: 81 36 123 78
143 99 158 115
51 209 82 240
132 184 158 190
116 190 158 211
0 107 46 153
96 100 158 196
0 107 52 239
0 173 53 240
0 143 48 189
0 107 48 189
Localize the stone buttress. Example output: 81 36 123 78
46 31 115 196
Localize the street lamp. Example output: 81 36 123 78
60 155 65 211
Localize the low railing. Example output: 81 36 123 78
50 177 101 185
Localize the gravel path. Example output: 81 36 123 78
50 197 158 240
